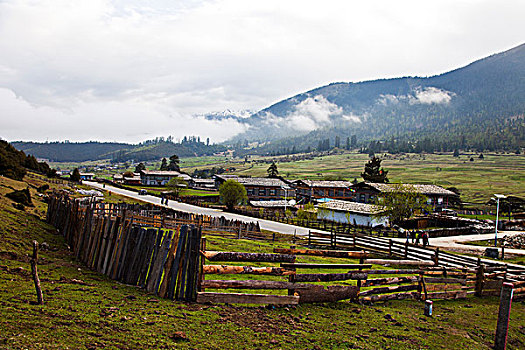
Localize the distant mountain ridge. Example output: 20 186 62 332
12 139 226 163
229 43 525 152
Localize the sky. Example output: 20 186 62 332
0 0 523 144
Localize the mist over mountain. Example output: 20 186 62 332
229 43 525 153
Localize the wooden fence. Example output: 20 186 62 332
46 193 525 305
198 246 525 304
306 230 525 287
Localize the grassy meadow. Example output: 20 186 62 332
1 174 525 349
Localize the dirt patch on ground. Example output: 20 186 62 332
210 305 303 336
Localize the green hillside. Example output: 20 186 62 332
12 137 227 162
229 43 525 154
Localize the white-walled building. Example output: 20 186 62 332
317 199 388 227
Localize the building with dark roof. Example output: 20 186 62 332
350 182 458 209
140 170 191 186
214 175 295 201
293 180 355 202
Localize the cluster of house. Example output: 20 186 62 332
109 170 457 227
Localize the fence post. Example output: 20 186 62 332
308 230 311 247
30 241 44 305
475 265 485 297
353 232 356 247
404 240 408 259
494 283 514 350
434 247 439 265
388 239 392 257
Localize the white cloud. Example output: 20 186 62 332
0 0 523 142
378 87 455 106
412 87 455 105
260 95 362 133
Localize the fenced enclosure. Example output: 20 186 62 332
46 193 525 305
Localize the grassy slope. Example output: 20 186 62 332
181 152 525 205
1 175 525 349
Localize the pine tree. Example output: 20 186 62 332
167 154 180 171
70 168 81 182
135 162 146 173
361 156 389 183
160 158 168 170
267 161 279 178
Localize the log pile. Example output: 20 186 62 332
502 233 525 249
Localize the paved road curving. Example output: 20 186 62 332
84 181 319 237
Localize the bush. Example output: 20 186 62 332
219 180 247 211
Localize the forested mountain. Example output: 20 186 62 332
228 43 525 154
0 140 53 180
13 137 226 162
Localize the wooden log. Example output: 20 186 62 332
485 272 506 279
298 285 360 303
185 227 201 301
198 237 206 292
177 227 193 301
202 251 296 263
146 230 173 293
95 217 112 272
280 263 372 269
159 228 180 298
512 281 525 288
366 269 422 275
201 280 313 290
423 277 467 285
362 276 419 287
172 226 189 300
203 265 295 276
514 287 525 294
137 228 158 287
273 248 366 258
425 290 467 300
481 289 502 297
87 216 103 267
423 271 468 277
475 265 485 297
294 271 367 282
359 284 419 297
361 292 419 302
425 284 470 292
364 259 434 266
102 217 120 275
196 292 299 305
124 227 146 285
30 241 44 305
109 218 130 279
119 226 140 282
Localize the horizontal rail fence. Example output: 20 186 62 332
306 230 525 282
199 245 525 304
198 247 368 305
